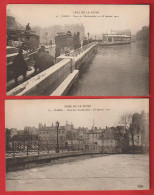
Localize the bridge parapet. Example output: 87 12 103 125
6 140 102 172
6 140 102 158
6 150 102 172
66 42 97 57
7 58 73 96
7 43 98 96
56 42 98 69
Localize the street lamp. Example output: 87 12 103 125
56 121 60 153
87 32 90 43
102 34 104 42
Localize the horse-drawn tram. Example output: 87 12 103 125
100 34 131 46
7 29 40 51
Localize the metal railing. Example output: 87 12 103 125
6 140 101 158
5 140 87 158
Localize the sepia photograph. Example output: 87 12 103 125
6 4 149 96
5 99 149 191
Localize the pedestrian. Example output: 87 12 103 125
12 49 28 84
26 23 31 31
49 40 52 46
34 46 54 74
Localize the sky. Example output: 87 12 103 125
5 99 149 130
7 4 150 35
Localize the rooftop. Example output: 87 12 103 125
104 34 131 38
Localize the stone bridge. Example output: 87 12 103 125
6 150 102 172
7 42 98 96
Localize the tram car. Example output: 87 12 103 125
7 29 40 51
55 31 74 57
55 31 81 57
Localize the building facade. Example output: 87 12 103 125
101 126 129 154
130 111 149 152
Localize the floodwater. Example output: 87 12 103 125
6 154 149 191
68 42 149 96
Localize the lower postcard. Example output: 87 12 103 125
5 98 149 191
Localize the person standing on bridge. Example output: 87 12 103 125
34 46 55 74
26 23 31 31
12 48 28 85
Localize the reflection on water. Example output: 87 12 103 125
68 42 149 96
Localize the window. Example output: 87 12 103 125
108 37 112 42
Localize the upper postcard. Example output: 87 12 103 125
6 4 150 96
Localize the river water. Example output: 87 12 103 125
6 154 149 191
68 42 149 96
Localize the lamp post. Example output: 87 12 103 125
87 32 90 43
102 34 104 42
56 121 60 153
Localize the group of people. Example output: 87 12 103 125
11 23 55 84
12 46 55 85
73 32 81 50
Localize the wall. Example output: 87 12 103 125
7 43 97 96
57 43 98 70
7 58 74 96
6 151 102 172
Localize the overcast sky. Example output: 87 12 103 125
5 99 149 130
7 4 150 35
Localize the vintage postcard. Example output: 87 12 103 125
5 99 149 191
6 4 149 96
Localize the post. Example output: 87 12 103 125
13 141 15 158
47 143 49 154
38 139 40 155
87 32 90 43
56 121 60 153
27 142 29 156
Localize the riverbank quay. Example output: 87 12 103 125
6 151 103 172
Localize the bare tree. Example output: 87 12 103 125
119 112 132 131
119 112 136 153
129 123 135 153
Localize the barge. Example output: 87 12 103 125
100 34 131 46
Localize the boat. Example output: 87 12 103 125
100 34 131 46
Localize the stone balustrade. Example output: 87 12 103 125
7 43 98 96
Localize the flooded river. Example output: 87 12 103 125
6 154 149 191
68 42 149 96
